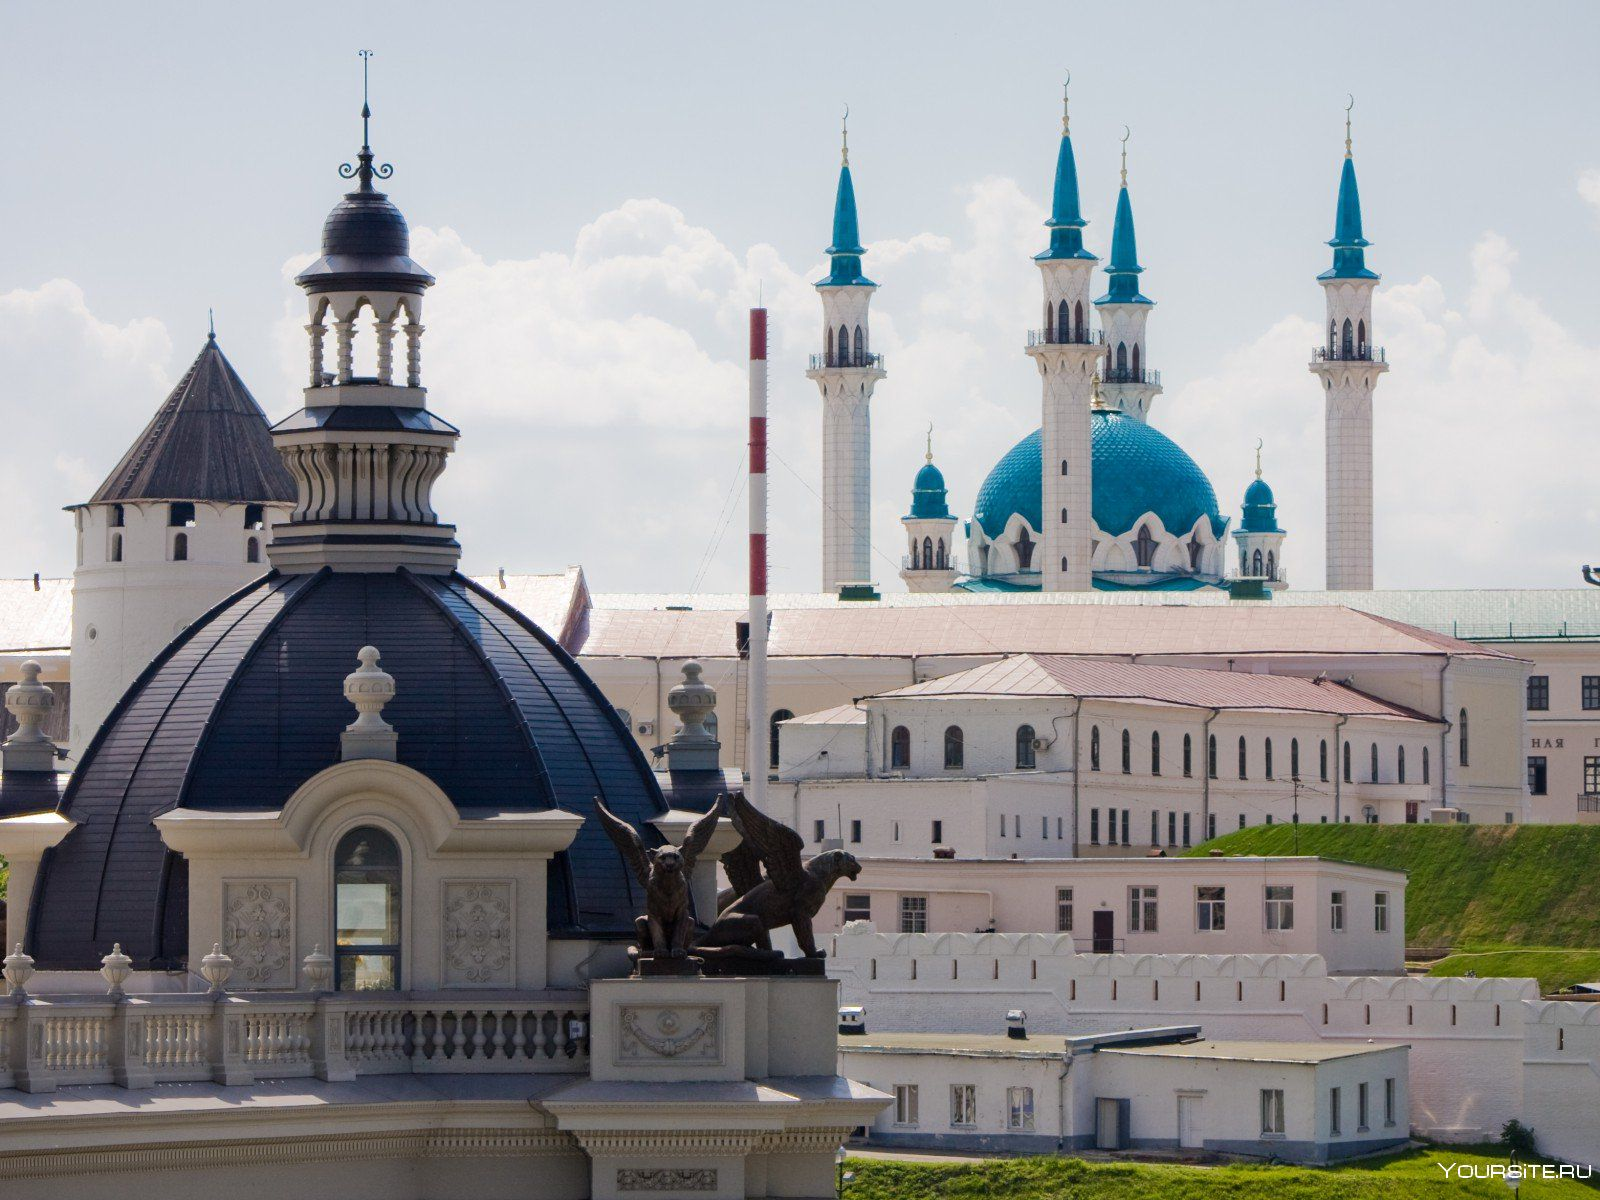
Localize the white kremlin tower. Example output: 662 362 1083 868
1309 100 1386 591
1025 82 1104 592
806 113 886 594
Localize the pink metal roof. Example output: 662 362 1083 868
876 654 1435 721
576 602 1507 662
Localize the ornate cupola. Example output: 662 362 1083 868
1234 441 1287 590
272 53 458 574
900 428 958 592
1094 129 1162 424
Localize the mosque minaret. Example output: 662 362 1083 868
1094 129 1161 424
806 112 885 593
1026 82 1104 592
1309 100 1386 591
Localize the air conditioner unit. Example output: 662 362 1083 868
1032 738 1049 751
636 721 655 737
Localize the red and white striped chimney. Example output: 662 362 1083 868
747 308 769 806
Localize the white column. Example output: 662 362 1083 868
1311 278 1386 591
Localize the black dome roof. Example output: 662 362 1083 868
293 188 435 295
31 568 666 970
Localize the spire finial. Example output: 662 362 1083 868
1344 93 1354 159
926 422 934 464
1090 370 1104 409
340 50 394 191
207 308 215 340
1120 125 1130 187
1255 438 1264 479
841 104 850 166
1061 71 1071 135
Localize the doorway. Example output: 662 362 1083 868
1177 1094 1202 1149
1095 1098 1124 1150
1092 910 1114 954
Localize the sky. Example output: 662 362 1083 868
5 1 1600 595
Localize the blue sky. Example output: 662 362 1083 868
5 2 1600 592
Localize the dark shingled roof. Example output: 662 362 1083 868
30 568 668 970
90 337 296 505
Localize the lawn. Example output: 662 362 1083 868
1427 949 1600 993
844 1145 1599 1199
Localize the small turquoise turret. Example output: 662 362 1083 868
900 427 958 592
1235 441 1287 590
1319 100 1378 281
1036 82 1096 262
818 110 875 287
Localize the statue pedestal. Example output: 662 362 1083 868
545 974 888 1200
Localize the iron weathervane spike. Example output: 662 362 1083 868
340 49 394 189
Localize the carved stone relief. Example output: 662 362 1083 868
616 1005 721 1063
617 1168 717 1192
223 881 294 988
443 881 514 986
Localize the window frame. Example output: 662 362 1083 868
899 894 928 934
1056 887 1073 933
894 1083 919 1126
1264 884 1295 931
1374 890 1390 933
1129 885 1158 933
950 1083 977 1128
1527 675 1549 711
1006 1085 1036 1131
842 893 871 924
1260 1088 1285 1136
1195 885 1226 931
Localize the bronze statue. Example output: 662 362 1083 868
696 792 862 960
596 797 723 960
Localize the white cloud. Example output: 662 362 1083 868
1578 168 1600 218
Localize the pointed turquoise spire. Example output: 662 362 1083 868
1036 78 1096 262
1096 129 1152 305
1320 97 1378 281
818 106 876 287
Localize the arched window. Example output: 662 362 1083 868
838 325 850 366
1266 550 1276 580
1458 708 1469 766
1189 539 1204 571
1057 299 1069 342
169 501 196 527
335 826 402 991
1341 318 1354 357
1238 736 1248 779
1265 738 1274 779
853 324 865 364
1320 739 1329 781
769 710 794 769
922 537 933 569
1290 738 1300 780
1116 342 1128 374
1016 725 1037 770
1422 746 1430 784
1343 741 1352 783
1061 557 1069 572
1357 319 1366 356
943 726 964 770
1131 344 1141 378
1150 731 1161 776
909 539 919 569
1121 729 1132 774
1182 733 1193 777
1134 524 1157 568
1013 527 1035 571
1329 320 1337 353
1044 300 1055 339
110 533 123 563
1398 745 1406 784
1060 459 1069 476
1251 548 1263 576
1074 301 1084 340
825 326 833 362
110 503 125 528
1370 743 1379 783
1208 734 1218 779
936 539 947 569
246 537 260 564
1090 726 1101 771
1061 507 1069 524
890 726 911 770
172 532 188 562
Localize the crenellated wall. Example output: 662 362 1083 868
827 929 1600 1166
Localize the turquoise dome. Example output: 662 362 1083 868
1241 475 1282 534
972 410 1226 543
908 460 950 519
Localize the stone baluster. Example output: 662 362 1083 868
405 322 424 387
111 996 153 1089
334 318 355 383
376 317 395 384
307 322 326 385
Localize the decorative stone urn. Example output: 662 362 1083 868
341 645 398 761
100 943 133 996
302 945 334 993
2 660 57 772
200 943 234 994
664 661 719 771
2 944 35 996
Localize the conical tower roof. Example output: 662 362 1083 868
90 335 295 505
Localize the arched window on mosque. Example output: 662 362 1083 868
936 539 947 569
854 324 865 364
890 725 911 770
838 325 850 366
1057 299 1069 342
1131 343 1141 378
1013 527 1035 571
1189 539 1205 572
335 826 402 991
1341 318 1354 358
1074 301 1085 341
1329 320 1337 353
1267 550 1276 580
1060 459 1070 476
1251 548 1263 576
922 537 933 569
825 326 833 362
1134 525 1157 568
1044 301 1055 339
1116 342 1128 374
769 710 794 769
1357 319 1366 357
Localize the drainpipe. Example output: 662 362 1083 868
1439 656 1455 814
1068 699 1083 858
1057 1052 1073 1152
1332 714 1349 823
1200 709 1220 840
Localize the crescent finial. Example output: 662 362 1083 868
1061 72 1071 134
841 104 850 166
1254 438 1264 479
1120 125 1130 185
926 422 934 463
1344 93 1354 157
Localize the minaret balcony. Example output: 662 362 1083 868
1027 328 1104 348
1103 367 1161 386
1313 345 1386 364
809 351 886 371
902 553 962 573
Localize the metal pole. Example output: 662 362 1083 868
747 308 770 809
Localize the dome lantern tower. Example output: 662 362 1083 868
1026 78 1104 592
1234 441 1288 591
274 53 458 574
806 108 886 594
899 428 958 592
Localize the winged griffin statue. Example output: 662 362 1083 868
596 797 722 960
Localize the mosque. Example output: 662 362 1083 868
810 88 1378 597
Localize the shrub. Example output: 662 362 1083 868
1501 1119 1538 1158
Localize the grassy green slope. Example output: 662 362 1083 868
1183 824 1600 950
845 1147 1600 1200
